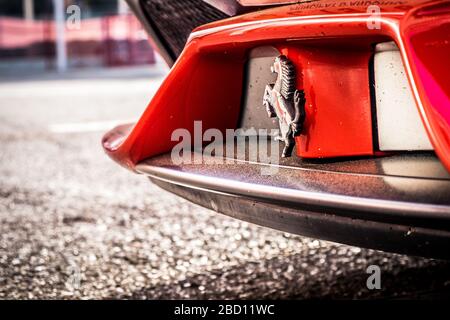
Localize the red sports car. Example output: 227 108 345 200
103 0 450 259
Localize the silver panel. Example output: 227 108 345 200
374 41 433 151
239 46 280 131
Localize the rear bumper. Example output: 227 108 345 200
103 1 450 172
104 1 450 258
136 151 450 259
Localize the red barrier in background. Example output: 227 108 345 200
0 14 155 68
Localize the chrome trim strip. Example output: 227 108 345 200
136 161 450 221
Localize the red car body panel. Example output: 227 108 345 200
103 0 450 171
278 44 374 158
402 1 450 171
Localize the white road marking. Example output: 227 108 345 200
48 119 135 133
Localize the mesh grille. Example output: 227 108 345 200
140 0 229 59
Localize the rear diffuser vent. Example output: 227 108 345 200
140 0 229 60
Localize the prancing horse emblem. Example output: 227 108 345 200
263 55 306 157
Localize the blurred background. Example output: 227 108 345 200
0 0 449 300
0 0 158 75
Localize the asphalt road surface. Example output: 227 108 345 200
0 66 449 299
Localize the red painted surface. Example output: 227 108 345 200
400 1 450 173
279 45 374 158
103 0 450 171
103 48 246 170
239 0 298 5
